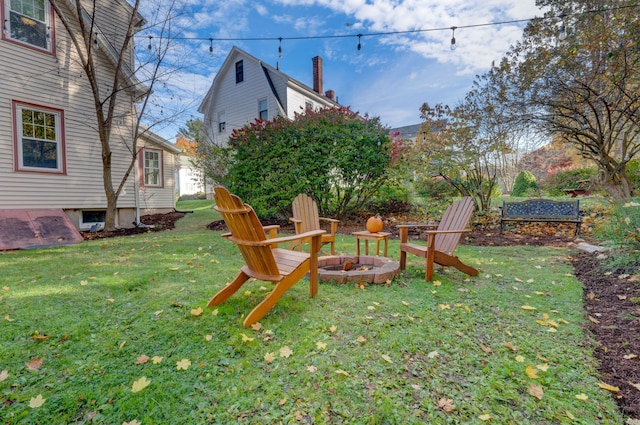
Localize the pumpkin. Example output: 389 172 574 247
366 216 383 233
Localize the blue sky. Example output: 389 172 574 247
137 0 544 141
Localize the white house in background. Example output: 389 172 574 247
175 154 206 197
198 46 340 146
0 0 179 235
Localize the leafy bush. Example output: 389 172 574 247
223 107 393 219
367 182 411 215
593 200 640 273
511 170 539 197
178 192 207 201
415 177 458 200
543 167 598 197
627 159 640 192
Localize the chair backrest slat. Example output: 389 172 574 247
292 193 321 233
214 187 280 277
435 197 474 255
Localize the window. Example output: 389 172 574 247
81 210 105 230
235 60 244 83
305 100 313 111
142 149 163 187
3 0 53 52
258 98 268 120
13 101 65 173
218 111 226 133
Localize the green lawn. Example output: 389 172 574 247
0 200 623 424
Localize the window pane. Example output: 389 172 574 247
9 0 48 50
22 138 58 169
144 151 161 185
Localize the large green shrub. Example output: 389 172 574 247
511 171 539 197
223 107 393 219
415 177 458 200
543 167 598 197
627 159 640 193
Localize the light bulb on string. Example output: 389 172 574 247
357 34 362 54
558 14 567 41
450 26 457 51
278 37 282 58
209 38 213 54
147 35 152 51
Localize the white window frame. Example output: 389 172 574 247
141 148 163 188
80 210 106 231
2 0 54 53
258 98 268 120
13 101 65 174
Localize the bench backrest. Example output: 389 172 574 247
502 199 580 219
436 196 475 255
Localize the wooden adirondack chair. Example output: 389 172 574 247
209 187 325 327
397 196 479 282
289 193 340 255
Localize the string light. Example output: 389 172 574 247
135 4 639 53
558 14 567 41
209 37 213 53
278 37 282 58
93 32 98 49
450 26 456 51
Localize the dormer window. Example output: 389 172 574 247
3 0 53 53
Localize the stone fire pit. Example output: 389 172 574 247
317 255 400 284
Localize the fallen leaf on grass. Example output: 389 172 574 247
131 376 151 393
588 316 600 324
438 304 450 310
480 344 492 354
205 334 213 341
433 280 442 287
525 365 538 379
367 305 375 311
566 411 575 420
241 333 254 342
515 355 525 362
279 346 293 358
575 393 588 400
402 301 409 306
479 414 492 421
264 352 275 364
630 382 640 391
123 420 141 425
329 325 337 333
29 394 45 408
335 370 349 376
2 286 9 291
536 364 549 372
176 359 191 370
135 355 149 365
151 356 163 364
427 351 439 359
0 370 8 382
279 398 287 406
598 382 620 392
80 280 89 286
190 307 203 316
521 305 536 311
5 315 14 322
503 342 517 352
356 336 366 344
381 354 393 363
437 398 455 412
317 341 327 350
26 357 44 371
211 309 219 316
626 419 640 425
306 365 317 373
251 322 262 331
528 383 544 400
623 354 638 360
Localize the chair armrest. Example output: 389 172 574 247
319 217 340 235
262 225 279 239
396 223 438 229
230 230 327 247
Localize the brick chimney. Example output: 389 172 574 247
312 56 323 95
325 90 335 101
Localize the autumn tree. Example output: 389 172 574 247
506 0 640 200
49 0 183 229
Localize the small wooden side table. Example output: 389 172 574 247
352 231 391 257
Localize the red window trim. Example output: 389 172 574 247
139 148 164 188
1 2 56 56
12 100 67 175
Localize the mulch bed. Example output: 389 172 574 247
84 213 640 419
